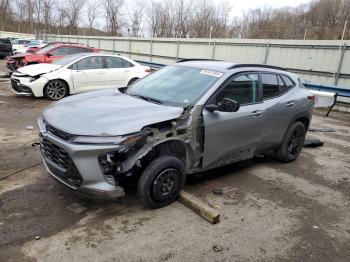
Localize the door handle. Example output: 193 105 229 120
286 101 295 107
250 110 262 118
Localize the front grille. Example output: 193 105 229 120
44 121 76 141
11 79 31 93
40 136 82 186
41 137 72 169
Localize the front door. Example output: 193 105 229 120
71 56 107 93
202 73 265 167
44 47 70 63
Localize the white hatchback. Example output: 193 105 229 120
10 53 151 100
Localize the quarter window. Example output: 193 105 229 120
281 74 295 90
261 73 280 99
105 57 133 68
74 56 104 70
216 73 259 105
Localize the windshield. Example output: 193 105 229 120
127 65 223 107
35 43 56 54
52 53 88 66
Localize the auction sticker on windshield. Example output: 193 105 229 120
199 69 224 78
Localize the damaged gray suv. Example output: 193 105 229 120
38 59 314 208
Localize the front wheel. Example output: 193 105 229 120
138 156 186 209
275 121 306 162
44 80 68 100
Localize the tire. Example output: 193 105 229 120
127 78 138 86
44 80 69 101
138 155 186 209
274 121 306 162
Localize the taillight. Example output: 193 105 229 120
145 67 151 73
308 95 316 101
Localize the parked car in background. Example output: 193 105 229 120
37 60 314 208
14 40 47 54
0 38 13 58
11 39 32 53
11 53 151 100
6 42 99 71
26 42 89 54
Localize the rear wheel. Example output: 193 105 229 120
275 121 306 162
44 80 68 100
138 156 186 209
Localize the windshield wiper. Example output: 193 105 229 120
129 94 163 104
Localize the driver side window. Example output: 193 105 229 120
216 73 259 105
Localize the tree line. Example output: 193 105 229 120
0 0 349 39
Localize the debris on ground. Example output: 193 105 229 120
304 139 324 148
25 126 34 130
67 202 88 214
212 188 223 195
179 191 220 224
212 245 224 253
207 200 221 209
313 226 319 229
35 236 40 240
309 127 336 132
0 72 11 78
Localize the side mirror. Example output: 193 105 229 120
46 53 53 57
206 98 240 112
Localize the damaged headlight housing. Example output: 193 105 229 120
29 74 44 82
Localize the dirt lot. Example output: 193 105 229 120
0 60 350 262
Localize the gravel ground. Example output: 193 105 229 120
0 60 349 262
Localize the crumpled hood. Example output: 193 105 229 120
43 89 184 136
17 63 61 76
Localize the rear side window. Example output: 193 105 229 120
281 74 295 90
261 73 280 99
105 57 134 68
216 73 259 105
69 47 93 54
50 47 71 56
277 75 287 93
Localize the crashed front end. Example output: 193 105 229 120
38 117 129 198
6 56 26 71
37 104 201 199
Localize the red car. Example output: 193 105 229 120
6 43 100 71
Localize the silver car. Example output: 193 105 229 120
38 60 314 208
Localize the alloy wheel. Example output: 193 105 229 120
46 81 67 100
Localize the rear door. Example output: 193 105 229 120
258 73 298 149
203 72 265 167
70 56 107 93
104 56 134 87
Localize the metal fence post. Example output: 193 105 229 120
335 43 347 85
87 38 90 46
98 38 101 49
128 38 131 58
176 40 180 60
212 41 216 59
263 42 270 64
112 38 115 54
150 39 153 62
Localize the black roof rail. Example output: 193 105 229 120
227 64 286 71
176 58 220 63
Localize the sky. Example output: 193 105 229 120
229 0 311 16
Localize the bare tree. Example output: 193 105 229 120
65 0 85 34
128 0 144 36
105 0 123 36
87 1 99 33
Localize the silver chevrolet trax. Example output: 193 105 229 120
38 59 314 208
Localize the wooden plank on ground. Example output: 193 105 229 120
178 191 220 224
